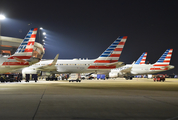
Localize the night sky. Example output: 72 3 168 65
0 0 178 74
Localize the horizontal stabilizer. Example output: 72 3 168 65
161 65 174 69
13 57 28 63
105 62 125 68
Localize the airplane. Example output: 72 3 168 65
82 52 147 79
0 28 39 74
109 49 174 80
109 52 147 79
22 36 127 77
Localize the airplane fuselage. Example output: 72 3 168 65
0 56 40 74
22 36 127 76
27 59 116 74
110 64 174 76
0 56 27 73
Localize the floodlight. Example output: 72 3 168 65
43 32 46 35
0 14 5 20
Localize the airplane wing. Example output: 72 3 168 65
49 54 59 66
120 67 132 74
120 61 135 75
36 54 59 71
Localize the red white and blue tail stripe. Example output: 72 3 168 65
154 49 173 66
2 28 38 66
88 36 127 69
15 28 37 55
135 52 147 64
150 49 173 70
94 36 127 63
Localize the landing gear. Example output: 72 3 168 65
125 76 133 80
69 80 81 82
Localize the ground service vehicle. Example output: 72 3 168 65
153 74 165 82
97 74 105 80
0 74 22 82
68 73 81 82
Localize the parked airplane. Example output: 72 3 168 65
109 52 147 79
109 49 174 80
0 28 39 74
22 36 127 76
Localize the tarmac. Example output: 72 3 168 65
0 78 178 120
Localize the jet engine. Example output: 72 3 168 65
109 72 119 78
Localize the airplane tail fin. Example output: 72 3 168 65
135 52 147 64
94 36 127 63
14 28 38 57
4 28 38 66
153 49 173 67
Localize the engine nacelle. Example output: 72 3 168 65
109 72 119 78
109 71 124 78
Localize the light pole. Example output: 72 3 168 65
39 27 43 44
42 32 46 46
0 14 6 39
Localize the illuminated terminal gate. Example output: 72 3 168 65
0 36 45 59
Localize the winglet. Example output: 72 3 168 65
36 54 59 71
50 54 59 65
